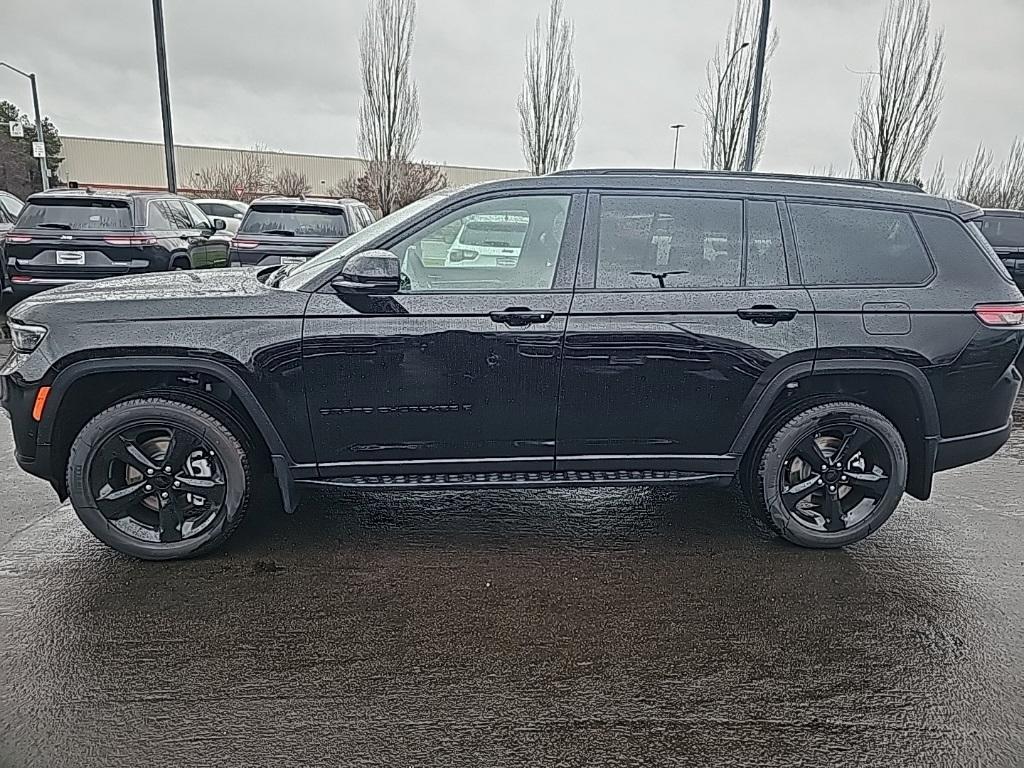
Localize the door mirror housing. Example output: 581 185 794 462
331 249 401 294
211 218 227 231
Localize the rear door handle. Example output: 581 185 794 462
736 305 798 325
489 307 554 327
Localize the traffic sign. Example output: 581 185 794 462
8 121 24 138
31 141 45 158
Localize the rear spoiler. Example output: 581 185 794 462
950 199 984 221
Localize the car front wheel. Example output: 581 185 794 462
750 401 908 548
66 397 251 560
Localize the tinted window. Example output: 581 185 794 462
391 194 570 292
978 215 1024 249
240 204 351 238
917 214 1014 284
182 200 212 229
597 195 743 289
147 201 173 230
18 198 132 231
790 203 932 286
746 200 788 286
0 193 23 217
160 200 193 230
198 202 244 218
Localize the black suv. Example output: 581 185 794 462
3 171 1022 560
978 208 1024 288
229 196 375 268
2 189 228 297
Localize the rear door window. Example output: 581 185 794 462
789 203 933 286
18 198 132 231
239 204 351 238
596 195 790 289
160 200 193 230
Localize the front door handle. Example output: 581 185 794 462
736 305 798 325
489 307 554 327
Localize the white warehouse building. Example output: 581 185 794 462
57 136 528 196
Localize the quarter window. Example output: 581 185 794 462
390 195 571 292
147 201 173 230
790 203 932 286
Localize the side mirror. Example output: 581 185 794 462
212 218 227 231
331 249 401 294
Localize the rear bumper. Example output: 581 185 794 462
934 420 1013 472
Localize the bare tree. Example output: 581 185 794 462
518 0 581 175
852 0 944 182
191 146 271 201
697 0 778 171
924 158 946 197
272 168 311 197
952 138 1024 209
358 0 420 216
326 174 362 200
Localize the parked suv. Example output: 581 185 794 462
229 196 375 267
2 189 228 297
3 171 1022 560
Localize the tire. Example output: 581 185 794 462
747 401 907 548
66 397 251 560
171 255 190 270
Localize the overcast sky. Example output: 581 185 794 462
2 0 1022 176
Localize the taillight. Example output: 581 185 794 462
5 234 32 243
232 240 260 249
974 303 1024 327
103 236 158 245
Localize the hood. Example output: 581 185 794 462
9 268 284 325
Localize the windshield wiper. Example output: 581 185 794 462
269 263 296 287
37 222 72 230
629 270 688 288
261 229 295 236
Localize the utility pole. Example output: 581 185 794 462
0 62 49 190
671 124 686 169
152 0 177 192
743 0 771 172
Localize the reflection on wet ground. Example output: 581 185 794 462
1 416 1023 766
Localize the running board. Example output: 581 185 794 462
298 469 732 490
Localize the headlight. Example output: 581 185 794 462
8 320 47 353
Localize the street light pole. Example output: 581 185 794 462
712 41 750 169
152 0 177 192
743 0 771 172
0 61 49 191
670 123 686 169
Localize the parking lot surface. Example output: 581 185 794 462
1 399 1022 767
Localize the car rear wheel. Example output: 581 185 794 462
66 397 251 560
749 401 907 548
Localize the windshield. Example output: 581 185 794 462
978 215 1024 249
276 191 454 291
239 204 350 238
18 199 132 231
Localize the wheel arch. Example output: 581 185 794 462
39 357 298 509
732 359 941 500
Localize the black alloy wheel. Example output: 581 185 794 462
67 398 251 559
752 401 908 548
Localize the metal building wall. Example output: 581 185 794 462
59 136 528 194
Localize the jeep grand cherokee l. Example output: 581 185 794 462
3 189 227 297
2 170 1021 560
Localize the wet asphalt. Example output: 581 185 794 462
1 389 1023 766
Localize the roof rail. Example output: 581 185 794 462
546 168 924 193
